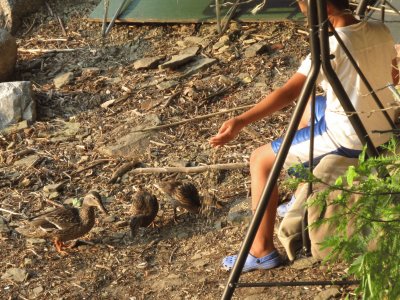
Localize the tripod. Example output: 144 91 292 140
221 0 396 299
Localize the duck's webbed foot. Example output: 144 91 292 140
54 239 69 256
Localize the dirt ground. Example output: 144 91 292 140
0 1 356 299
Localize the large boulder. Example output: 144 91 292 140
0 81 36 129
0 0 44 34
0 29 17 82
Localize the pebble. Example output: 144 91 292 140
1 267 28 283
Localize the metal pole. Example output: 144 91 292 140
355 0 373 18
301 87 316 256
317 0 380 158
215 0 222 34
220 1 321 298
235 279 359 288
381 0 386 22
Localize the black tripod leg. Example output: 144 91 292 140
221 2 322 299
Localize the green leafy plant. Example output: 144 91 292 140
289 138 400 299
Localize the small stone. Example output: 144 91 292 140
43 182 64 193
182 57 217 77
313 287 341 300
0 81 36 130
133 56 165 70
159 46 199 69
31 285 44 297
291 257 318 270
53 72 74 88
227 198 252 225
48 192 59 200
244 42 271 58
24 258 33 266
156 80 179 91
1 268 28 283
26 238 46 245
13 154 40 167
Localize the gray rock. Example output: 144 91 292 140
182 57 217 77
227 197 252 225
0 119 28 135
290 257 318 270
133 56 165 70
179 36 208 48
13 154 40 167
313 287 341 300
1 267 28 283
31 285 44 298
26 238 46 245
43 182 64 193
213 35 230 50
159 46 200 69
0 81 36 129
0 0 44 33
0 29 17 82
244 42 271 58
98 114 161 160
156 80 179 91
53 72 74 88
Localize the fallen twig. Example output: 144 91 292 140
169 245 179 264
109 161 142 184
44 198 64 208
129 162 248 174
45 1 54 16
162 91 181 108
19 48 85 54
57 16 67 36
0 207 26 217
70 159 114 176
133 104 254 132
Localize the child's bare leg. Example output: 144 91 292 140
249 143 279 257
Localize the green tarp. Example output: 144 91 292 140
89 0 304 24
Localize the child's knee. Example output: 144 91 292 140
250 144 275 169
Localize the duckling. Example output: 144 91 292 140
15 191 108 255
156 180 201 222
129 190 159 238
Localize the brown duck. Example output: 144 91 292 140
156 180 201 222
129 190 159 238
15 191 108 255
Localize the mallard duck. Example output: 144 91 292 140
129 190 159 238
15 191 108 255
156 180 201 222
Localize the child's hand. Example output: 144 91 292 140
209 117 244 147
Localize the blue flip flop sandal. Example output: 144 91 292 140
222 250 282 273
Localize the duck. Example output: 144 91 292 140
156 180 201 222
15 191 108 255
129 189 159 238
